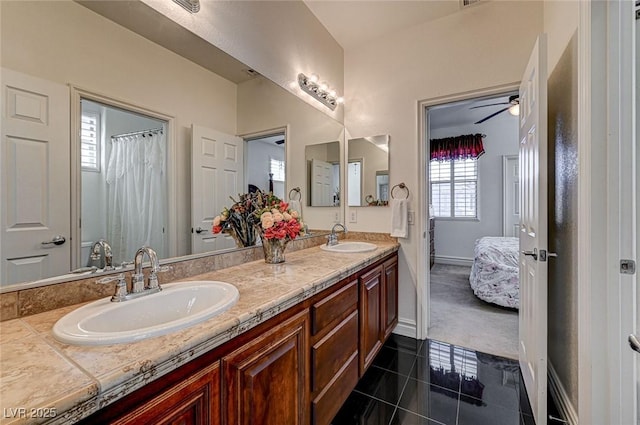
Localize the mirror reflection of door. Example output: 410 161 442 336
305 141 341 207
245 133 286 199
80 99 167 267
348 160 363 206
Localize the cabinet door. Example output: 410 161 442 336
112 362 220 425
222 310 309 425
382 256 399 340
359 265 383 374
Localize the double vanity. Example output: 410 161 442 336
1 238 398 425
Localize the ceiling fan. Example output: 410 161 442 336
471 95 520 124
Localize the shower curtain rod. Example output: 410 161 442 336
111 127 163 139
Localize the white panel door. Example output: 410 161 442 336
191 125 243 254
311 158 332 206
518 35 548 424
1 68 70 285
503 155 520 237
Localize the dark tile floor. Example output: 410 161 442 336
331 335 542 425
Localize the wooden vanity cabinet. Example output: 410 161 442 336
359 255 399 374
310 278 359 425
79 251 398 425
222 310 309 425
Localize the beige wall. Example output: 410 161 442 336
343 1 544 334
1 0 238 257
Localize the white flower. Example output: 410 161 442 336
261 215 274 229
273 212 284 222
290 210 299 219
213 215 221 226
283 212 292 221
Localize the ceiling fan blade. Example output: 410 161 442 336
474 106 510 124
469 102 509 110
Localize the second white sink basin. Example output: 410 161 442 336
53 280 239 346
320 241 377 253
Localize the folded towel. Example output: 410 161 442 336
390 199 408 238
288 199 302 216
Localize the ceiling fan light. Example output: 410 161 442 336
509 104 520 116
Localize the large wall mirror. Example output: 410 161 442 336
0 1 344 289
305 141 341 207
347 135 390 207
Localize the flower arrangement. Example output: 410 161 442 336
212 192 261 248
212 191 303 253
255 194 302 241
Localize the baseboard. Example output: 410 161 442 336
434 255 474 267
548 361 578 425
392 318 417 339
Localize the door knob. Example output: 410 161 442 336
195 227 209 234
629 334 640 353
41 235 66 246
521 248 538 260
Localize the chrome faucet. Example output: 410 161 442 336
327 223 347 246
96 246 168 302
90 239 114 270
132 246 161 293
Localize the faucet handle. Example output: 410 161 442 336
96 273 128 302
147 265 171 290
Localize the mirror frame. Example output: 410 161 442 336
70 86 178 271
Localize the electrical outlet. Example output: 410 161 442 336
334 212 340 222
408 211 415 225
349 209 357 223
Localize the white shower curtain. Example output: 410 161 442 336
106 131 165 264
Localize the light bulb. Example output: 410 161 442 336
509 104 520 116
319 82 328 91
328 89 337 97
309 74 319 83
336 97 344 104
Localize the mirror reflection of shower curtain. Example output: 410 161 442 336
106 132 165 264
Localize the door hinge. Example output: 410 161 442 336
620 259 636 275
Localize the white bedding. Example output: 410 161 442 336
469 236 519 309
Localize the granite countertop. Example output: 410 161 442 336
0 241 398 425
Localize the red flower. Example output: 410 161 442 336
212 225 223 234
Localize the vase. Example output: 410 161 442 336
261 238 289 264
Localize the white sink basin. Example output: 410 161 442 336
320 241 377 253
53 281 239 346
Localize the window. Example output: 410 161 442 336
430 158 478 218
270 157 285 182
81 112 100 172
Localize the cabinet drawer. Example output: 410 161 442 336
311 278 357 335
311 352 359 425
311 310 358 393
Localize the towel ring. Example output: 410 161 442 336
391 183 409 199
288 187 301 201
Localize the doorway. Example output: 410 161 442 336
244 130 286 199
423 91 520 359
70 87 176 271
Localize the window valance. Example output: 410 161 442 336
430 133 485 161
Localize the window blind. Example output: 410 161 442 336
81 112 100 172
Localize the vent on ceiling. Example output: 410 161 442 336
460 0 482 9
172 0 200 13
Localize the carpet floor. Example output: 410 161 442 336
428 263 519 360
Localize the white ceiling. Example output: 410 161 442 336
303 0 463 50
429 94 518 130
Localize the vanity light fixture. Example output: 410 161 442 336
298 73 343 111
508 103 520 116
172 0 200 13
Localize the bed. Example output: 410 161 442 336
469 236 519 309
